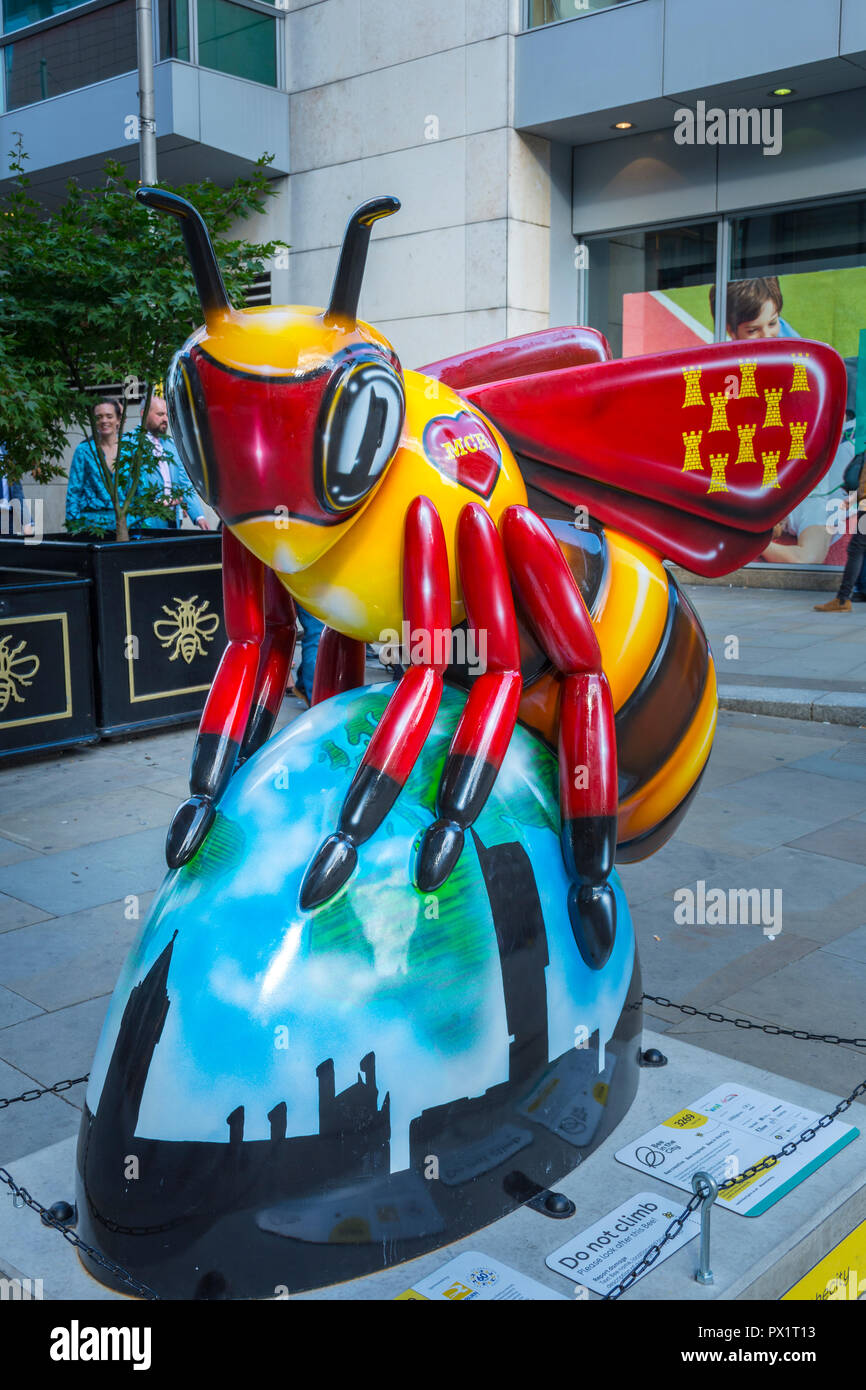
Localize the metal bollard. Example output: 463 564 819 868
691 1169 718 1286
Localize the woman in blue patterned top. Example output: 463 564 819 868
65 398 145 533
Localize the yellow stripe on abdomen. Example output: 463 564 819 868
594 529 671 711
617 656 718 845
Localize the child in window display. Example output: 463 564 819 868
709 278 855 566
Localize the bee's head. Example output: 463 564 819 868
137 189 404 572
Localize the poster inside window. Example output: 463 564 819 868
622 268 863 567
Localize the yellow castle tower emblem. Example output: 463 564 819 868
682 367 704 408
738 361 758 398
763 387 784 428
762 450 781 489
707 453 729 494
735 423 757 465
682 430 704 472
787 421 808 461
709 392 730 432
791 354 810 392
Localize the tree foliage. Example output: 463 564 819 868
0 139 286 538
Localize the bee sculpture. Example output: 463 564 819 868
138 189 845 970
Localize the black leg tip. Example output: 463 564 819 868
166 795 215 869
415 819 464 892
568 882 616 970
300 833 357 910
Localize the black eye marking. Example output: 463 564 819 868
318 357 405 512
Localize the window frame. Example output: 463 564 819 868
578 191 866 349
0 0 284 113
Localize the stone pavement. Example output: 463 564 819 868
685 582 866 725
0 684 864 1171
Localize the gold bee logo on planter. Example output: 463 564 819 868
0 634 40 713
153 596 220 665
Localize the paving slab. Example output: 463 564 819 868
1 1032 862 1302
787 749 866 781
822 924 866 965
0 827 168 915
705 766 866 821
617 842 749 908
0 893 52 935
786 818 866 866
720 950 866 1043
0 1059 83 1166
0 995 111 1086
0 895 152 1012
660 931 819 1010
0 788 179 854
0 983 44 1029
655 1013 866 1106
0 836 40 868
674 801 839 858
631 895 783 998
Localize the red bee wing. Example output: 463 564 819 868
419 325 611 390
458 339 847 577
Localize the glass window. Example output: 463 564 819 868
2 0 85 36
724 200 866 570
584 222 718 359
3 0 136 109
158 0 190 60
526 0 642 28
731 200 866 279
196 0 276 86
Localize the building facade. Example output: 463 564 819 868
3 0 864 544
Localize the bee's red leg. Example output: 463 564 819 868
300 496 450 909
166 528 264 868
416 503 522 890
501 505 618 969
311 628 367 704
238 570 297 763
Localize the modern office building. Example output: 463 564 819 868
3 0 865 530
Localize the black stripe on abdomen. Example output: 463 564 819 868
446 517 608 692
615 577 709 798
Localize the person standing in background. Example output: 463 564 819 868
814 457 866 613
136 396 211 530
65 398 141 533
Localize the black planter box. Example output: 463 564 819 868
0 533 224 737
0 565 97 759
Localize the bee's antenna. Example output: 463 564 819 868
136 187 231 320
325 195 400 326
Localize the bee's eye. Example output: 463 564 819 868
166 350 216 505
318 356 405 511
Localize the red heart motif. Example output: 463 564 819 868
423 410 501 498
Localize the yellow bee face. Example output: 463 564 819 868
167 305 408 574
280 370 528 641
136 188 411 576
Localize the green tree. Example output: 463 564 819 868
0 139 286 540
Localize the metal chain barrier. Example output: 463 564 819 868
642 994 866 1049
0 1165 159 1300
0 1074 89 1110
0 1071 159 1299
1 993 864 1302
603 993 866 1300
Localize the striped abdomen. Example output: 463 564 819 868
456 518 716 863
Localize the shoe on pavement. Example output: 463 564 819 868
814 597 852 612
